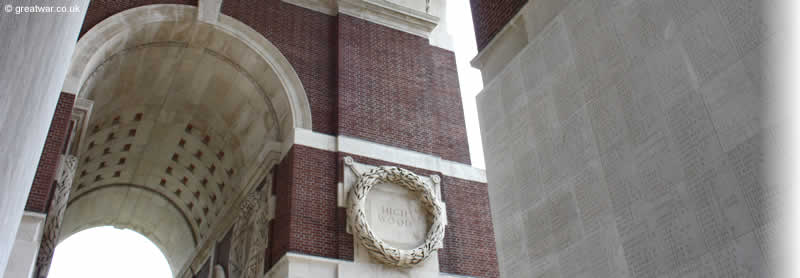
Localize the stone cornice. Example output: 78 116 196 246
282 0 440 39
282 0 338 15
470 1 530 85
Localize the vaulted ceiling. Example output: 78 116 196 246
68 42 280 240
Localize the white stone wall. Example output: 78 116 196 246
475 0 773 277
2 213 46 278
0 0 88 274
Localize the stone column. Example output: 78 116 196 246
0 0 88 275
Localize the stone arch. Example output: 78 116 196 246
59 186 195 274
58 4 307 274
63 4 312 143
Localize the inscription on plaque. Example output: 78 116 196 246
378 206 417 228
366 182 429 249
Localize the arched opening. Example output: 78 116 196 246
49 226 172 278
51 4 311 276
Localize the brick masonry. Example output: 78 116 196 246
338 14 470 164
470 0 528 51
25 93 76 213
222 0 339 135
269 146 341 263
438 176 499 277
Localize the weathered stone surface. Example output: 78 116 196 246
475 0 768 276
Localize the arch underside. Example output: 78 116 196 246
59 4 310 275
61 186 194 274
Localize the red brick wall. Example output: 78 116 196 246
287 146 339 257
25 93 76 213
337 15 470 164
79 0 198 37
470 0 528 51
222 0 339 135
270 146 343 263
438 176 499 277
269 148 294 266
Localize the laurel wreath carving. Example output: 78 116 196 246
347 166 446 267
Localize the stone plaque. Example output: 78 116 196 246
365 182 430 249
339 157 445 272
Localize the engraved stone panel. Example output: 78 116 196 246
558 226 629 278
700 61 760 152
621 64 668 147
524 198 555 262
678 6 738 85
633 134 683 202
553 108 598 183
660 0 715 25
475 0 767 276
754 222 776 276
665 90 718 179
715 0 769 56
512 147 543 206
587 82 627 155
650 189 705 273
521 15 572 92
366 182 430 249
612 0 673 60
563 0 627 91
523 185 582 261
600 142 641 214
499 59 526 114
619 217 660 278
573 161 613 235
705 232 767 277
638 42 693 109
548 63 587 123
548 187 582 251
529 93 562 186
493 214 527 274
488 156 520 220
526 256 562 278
726 135 773 228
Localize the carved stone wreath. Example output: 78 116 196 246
347 165 446 267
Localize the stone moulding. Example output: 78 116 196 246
36 155 78 278
345 157 446 267
281 0 440 39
